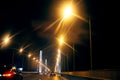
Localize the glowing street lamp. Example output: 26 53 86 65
3 37 9 44
28 53 32 58
63 5 73 19
19 48 23 53
33 57 36 60
59 3 77 71
59 1 75 20
54 1 92 71
58 36 64 46
2 34 11 47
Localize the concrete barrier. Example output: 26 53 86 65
62 70 120 80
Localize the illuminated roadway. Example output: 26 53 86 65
23 73 99 80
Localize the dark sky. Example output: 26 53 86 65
1 0 118 71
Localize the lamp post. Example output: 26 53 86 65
19 48 25 68
62 4 76 71
9 48 24 66
58 2 93 71
89 16 93 70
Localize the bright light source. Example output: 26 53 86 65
33 57 36 60
4 37 9 43
3 72 13 77
36 59 38 62
59 37 64 45
28 54 32 58
3 35 10 45
63 5 73 19
58 36 64 46
18 68 23 71
12 66 16 70
19 48 23 53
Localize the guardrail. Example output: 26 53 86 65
61 70 120 80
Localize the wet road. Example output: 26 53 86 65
23 73 100 80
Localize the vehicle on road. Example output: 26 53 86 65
49 71 56 76
0 65 23 80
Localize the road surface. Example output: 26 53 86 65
22 73 100 80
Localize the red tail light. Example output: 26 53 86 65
3 71 14 78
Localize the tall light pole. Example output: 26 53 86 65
58 1 93 71
62 4 76 71
19 48 25 68
62 3 93 71
89 16 93 70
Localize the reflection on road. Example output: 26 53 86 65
48 76 67 80
23 73 99 80
23 73 67 80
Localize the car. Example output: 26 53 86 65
0 65 23 80
50 71 56 76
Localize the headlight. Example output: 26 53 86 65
0 74 2 77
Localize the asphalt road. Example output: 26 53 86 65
22 73 100 80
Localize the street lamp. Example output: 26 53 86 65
62 4 76 71
63 5 73 19
0 34 11 48
55 36 65 73
60 2 93 71
28 53 32 58
3 36 10 45
58 35 64 46
11 48 25 66
19 48 23 53
89 17 93 70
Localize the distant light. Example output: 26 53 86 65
33 57 36 60
58 36 64 46
12 66 16 70
28 54 32 58
18 68 23 71
19 48 23 53
36 59 38 62
4 65 6 67
58 49 60 54
2 34 11 46
4 37 9 43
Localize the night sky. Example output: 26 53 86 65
0 0 118 71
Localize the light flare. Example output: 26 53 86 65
73 13 88 23
59 36 64 46
19 48 23 53
28 53 32 58
33 57 36 60
55 18 64 34
44 18 61 31
38 61 50 71
63 5 73 19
